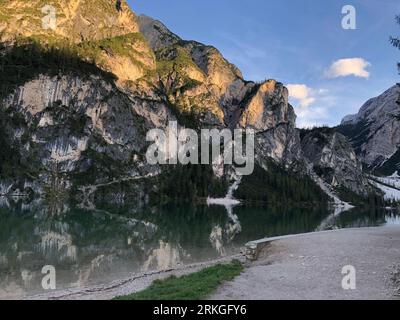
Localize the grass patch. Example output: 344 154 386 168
114 260 243 300
78 33 153 70
155 45 203 77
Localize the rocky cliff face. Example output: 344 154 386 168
0 0 371 204
0 0 138 42
338 84 400 175
0 73 170 200
137 15 302 166
300 128 370 196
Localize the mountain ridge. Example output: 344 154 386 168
0 0 376 206
338 84 400 175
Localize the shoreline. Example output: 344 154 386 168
211 225 400 300
24 254 245 300
23 225 400 300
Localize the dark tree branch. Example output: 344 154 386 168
391 36 400 49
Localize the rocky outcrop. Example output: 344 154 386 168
137 14 248 128
300 128 370 195
236 80 302 166
0 1 157 84
0 0 138 43
137 15 302 166
137 15 181 51
338 84 400 175
138 14 244 96
0 73 173 199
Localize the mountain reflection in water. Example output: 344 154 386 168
0 197 398 299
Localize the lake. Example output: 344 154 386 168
0 198 398 299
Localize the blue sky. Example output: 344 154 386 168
128 0 400 127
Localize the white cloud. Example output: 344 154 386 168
286 84 315 107
286 84 333 128
325 58 371 79
286 84 315 108
295 106 329 128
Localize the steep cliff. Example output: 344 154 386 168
338 84 400 175
300 127 370 196
137 15 302 166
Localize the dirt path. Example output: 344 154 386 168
211 226 400 300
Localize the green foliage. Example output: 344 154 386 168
335 185 386 208
0 35 129 183
114 260 243 300
153 164 229 204
0 11 9 22
72 145 125 187
155 45 202 76
149 45 206 128
299 126 334 141
0 32 152 100
0 110 22 179
43 163 70 203
0 106 41 181
165 99 202 129
0 37 117 100
235 163 329 205
78 33 151 70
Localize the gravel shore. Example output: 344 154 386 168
211 226 400 300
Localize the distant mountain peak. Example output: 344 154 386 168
137 14 181 51
338 84 400 174
341 84 400 125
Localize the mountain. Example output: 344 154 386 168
300 127 370 197
136 14 370 199
0 0 374 206
338 84 400 175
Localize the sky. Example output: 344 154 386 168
128 0 400 128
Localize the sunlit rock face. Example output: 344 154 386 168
0 0 139 42
236 80 303 166
338 84 400 175
239 81 292 131
137 16 303 167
